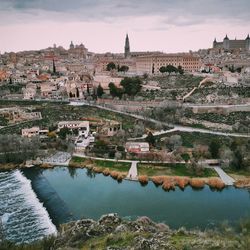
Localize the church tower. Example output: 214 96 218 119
213 38 217 48
223 35 230 50
69 41 74 50
246 34 250 51
124 34 130 58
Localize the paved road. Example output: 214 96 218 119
127 161 138 180
184 103 250 109
213 166 235 185
69 101 250 138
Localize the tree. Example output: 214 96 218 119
209 139 220 158
181 153 190 163
97 84 104 97
119 65 129 72
159 66 166 74
87 84 90 95
219 147 234 168
165 64 178 75
177 65 184 75
145 132 155 146
232 150 244 170
106 62 116 71
120 77 142 96
168 135 182 150
76 88 79 98
108 82 123 98
58 127 71 140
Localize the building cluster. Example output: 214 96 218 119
0 34 204 101
0 34 249 102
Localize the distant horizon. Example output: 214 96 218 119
0 0 250 54
2 33 250 55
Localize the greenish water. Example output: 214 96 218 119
25 167 250 229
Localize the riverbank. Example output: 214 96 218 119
0 163 22 170
1 213 249 249
69 156 226 190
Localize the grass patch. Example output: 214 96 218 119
71 156 130 173
138 163 217 177
224 167 250 177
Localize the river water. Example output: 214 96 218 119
0 166 250 243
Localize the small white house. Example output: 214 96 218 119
125 142 150 153
22 127 40 137
58 121 90 137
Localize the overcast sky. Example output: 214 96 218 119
0 0 250 53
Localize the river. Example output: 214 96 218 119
0 166 250 243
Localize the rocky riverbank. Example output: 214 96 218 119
2 213 249 250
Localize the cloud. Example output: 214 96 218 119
0 0 250 27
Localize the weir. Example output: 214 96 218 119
0 170 57 243
22 167 74 227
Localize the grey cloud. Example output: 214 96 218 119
0 0 250 26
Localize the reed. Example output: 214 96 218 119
151 176 165 186
162 177 175 191
102 168 110 176
138 175 149 185
207 178 225 190
110 171 119 180
117 173 125 182
174 176 190 190
92 167 103 174
190 178 205 189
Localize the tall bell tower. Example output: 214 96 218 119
124 34 130 58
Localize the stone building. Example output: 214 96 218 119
213 35 250 51
135 53 201 75
23 83 37 99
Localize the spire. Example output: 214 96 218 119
246 34 250 40
70 41 74 49
213 38 217 43
224 34 229 40
124 33 130 58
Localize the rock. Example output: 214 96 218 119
98 213 121 225
115 224 129 233
156 223 170 232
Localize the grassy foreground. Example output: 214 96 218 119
1 214 249 250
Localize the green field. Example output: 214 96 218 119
71 156 130 173
138 163 218 177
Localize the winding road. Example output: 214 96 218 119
70 101 250 138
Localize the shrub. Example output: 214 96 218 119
110 171 119 180
162 177 175 191
117 173 125 183
174 176 190 190
190 178 205 189
138 175 149 185
207 178 225 190
151 176 165 186
93 167 103 174
102 168 110 176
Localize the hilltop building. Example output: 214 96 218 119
213 35 250 51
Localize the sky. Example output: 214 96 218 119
0 0 250 54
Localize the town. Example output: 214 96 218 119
0 0 250 248
0 34 249 191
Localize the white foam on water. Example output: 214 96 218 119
0 170 57 243
1 212 13 225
